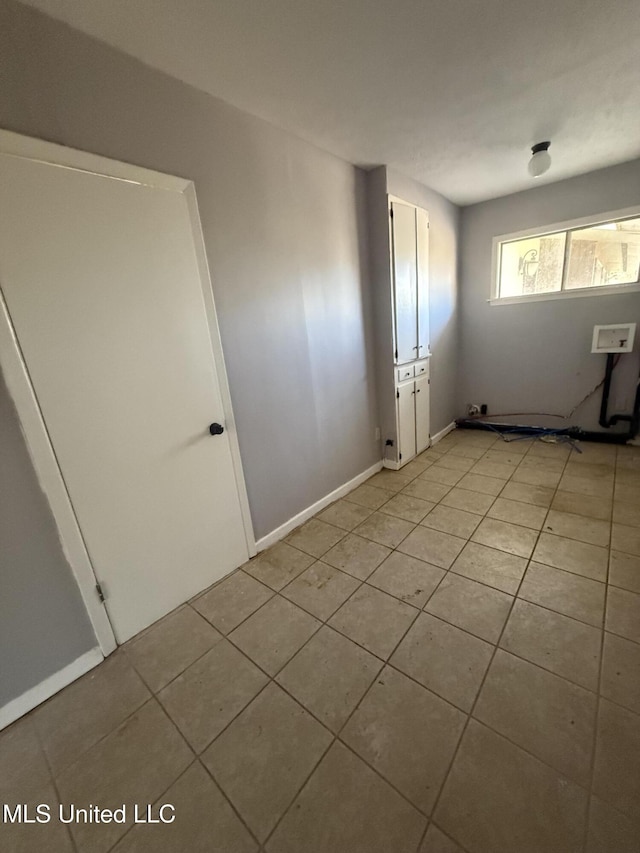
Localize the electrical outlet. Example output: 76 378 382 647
375 427 381 441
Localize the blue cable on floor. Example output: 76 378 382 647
462 421 583 452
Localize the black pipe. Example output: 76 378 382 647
599 353 634 429
457 358 640 444
599 353 616 428
599 353 640 439
630 373 640 438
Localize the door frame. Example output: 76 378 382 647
0 129 256 654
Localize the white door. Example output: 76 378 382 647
0 149 252 642
397 382 416 463
415 373 431 454
391 202 418 364
416 207 430 357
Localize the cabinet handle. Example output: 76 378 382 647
416 389 421 393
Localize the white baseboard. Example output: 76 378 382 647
0 647 104 731
255 460 384 552
431 421 457 445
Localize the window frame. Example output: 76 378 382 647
490 205 640 306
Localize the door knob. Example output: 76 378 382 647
209 423 224 436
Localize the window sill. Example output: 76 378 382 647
489 282 640 306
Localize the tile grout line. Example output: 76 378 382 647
149 615 345 853
222 442 507 848
14 433 633 853
249 431 492 837
0 446 600 804
171 540 398 846
257 552 445 848
580 443 617 853
49 689 242 853
123 634 221 700
137 696 263 853
130 682 269 851
249 517 433 841
326 551 473 853
27 658 152 783
242 517 635 652
327 443 640 748
283 565 640 745
407 432 513 853
180 519 445 789
188 440 628 843
29 713 80 853
419 432 584 850
211 438 639 825
36 647 268 853
102 758 203 853
345 440 632 834
253 436 571 849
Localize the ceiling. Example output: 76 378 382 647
20 0 640 205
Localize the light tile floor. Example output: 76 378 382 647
3 430 640 852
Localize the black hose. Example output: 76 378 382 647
599 353 616 428
599 354 640 438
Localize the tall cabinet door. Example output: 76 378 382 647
397 383 417 462
415 374 431 453
416 207 430 356
391 202 418 363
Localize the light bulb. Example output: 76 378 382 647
528 142 551 178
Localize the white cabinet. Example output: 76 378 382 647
386 196 430 468
396 361 431 464
397 364 414 382
367 174 431 470
397 382 417 462
415 373 430 454
416 207 430 360
392 201 419 363
390 200 429 364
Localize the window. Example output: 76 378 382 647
494 212 640 303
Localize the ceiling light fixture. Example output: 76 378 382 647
528 141 551 178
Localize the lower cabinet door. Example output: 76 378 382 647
415 374 430 453
397 382 417 463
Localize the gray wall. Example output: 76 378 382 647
0 0 380 709
0 369 96 706
0 0 379 544
459 159 640 432
385 168 460 436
